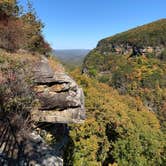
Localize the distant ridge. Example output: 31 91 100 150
53 49 90 69
98 18 166 48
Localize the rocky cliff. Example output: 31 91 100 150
0 51 85 166
85 19 166 62
96 41 164 57
32 57 85 124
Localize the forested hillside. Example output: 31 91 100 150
98 19 166 48
65 69 166 165
83 19 166 131
64 19 166 165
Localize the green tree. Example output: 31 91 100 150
0 0 19 18
21 0 51 54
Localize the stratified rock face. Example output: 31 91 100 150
86 19 166 58
32 57 85 124
96 41 164 57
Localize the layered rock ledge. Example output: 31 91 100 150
32 57 85 124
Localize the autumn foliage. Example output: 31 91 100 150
64 69 166 165
0 0 51 54
79 19 166 165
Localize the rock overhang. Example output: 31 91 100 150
32 57 85 124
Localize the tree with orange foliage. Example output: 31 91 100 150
0 0 51 53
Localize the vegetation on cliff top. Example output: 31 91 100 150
98 19 166 48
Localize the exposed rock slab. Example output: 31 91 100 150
32 57 85 124
32 107 85 124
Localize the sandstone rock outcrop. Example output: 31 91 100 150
96 41 165 57
0 52 85 166
91 19 166 58
32 57 85 124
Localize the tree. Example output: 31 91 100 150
0 0 19 19
21 0 51 54
0 0 24 51
0 0 51 53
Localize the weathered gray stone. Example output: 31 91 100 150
23 132 64 166
38 91 81 110
34 58 54 81
32 57 85 124
32 107 85 124
96 39 165 57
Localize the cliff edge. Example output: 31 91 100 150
32 56 85 123
0 51 85 165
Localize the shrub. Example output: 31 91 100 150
98 75 110 83
0 53 35 120
0 18 25 51
160 49 166 60
0 0 19 19
89 68 97 77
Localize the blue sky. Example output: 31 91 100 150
20 0 166 49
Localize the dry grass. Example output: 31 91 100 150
0 49 41 62
48 55 65 73
0 49 66 76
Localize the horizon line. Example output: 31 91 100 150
53 48 92 50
